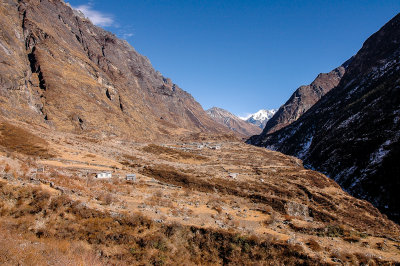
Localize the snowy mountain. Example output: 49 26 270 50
242 109 277 129
206 107 262 136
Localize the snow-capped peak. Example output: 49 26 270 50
240 109 277 129
249 109 276 121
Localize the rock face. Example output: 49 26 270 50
206 107 261 136
260 63 349 135
0 0 227 141
244 109 276 129
250 13 400 222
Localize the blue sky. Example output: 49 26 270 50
67 0 399 117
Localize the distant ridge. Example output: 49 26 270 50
259 61 350 135
206 107 261 136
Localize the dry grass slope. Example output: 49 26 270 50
0 123 53 158
142 144 207 161
0 181 325 265
0 120 398 264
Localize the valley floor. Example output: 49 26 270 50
0 120 399 265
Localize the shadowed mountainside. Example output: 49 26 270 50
249 13 400 223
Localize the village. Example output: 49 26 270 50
24 142 241 183
1 138 278 235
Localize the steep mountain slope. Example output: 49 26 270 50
0 0 227 141
244 109 276 129
259 63 348 135
206 107 261 136
250 13 400 222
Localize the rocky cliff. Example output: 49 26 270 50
259 62 348 136
0 0 227 141
206 107 261 136
250 13 400 222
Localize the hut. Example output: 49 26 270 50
126 174 136 181
96 172 112 179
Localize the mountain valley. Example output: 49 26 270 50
0 0 399 265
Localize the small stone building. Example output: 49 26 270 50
126 174 136 181
96 172 112 179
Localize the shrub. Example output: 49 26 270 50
4 164 11 173
263 212 278 225
343 235 361 243
307 239 322 251
321 225 345 237
49 195 72 211
97 193 113 205
284 214 294 222
376 241 387 251
212 205 223 214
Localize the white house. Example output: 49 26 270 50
228 173 238 179
96 172 112 179
126 174 136 181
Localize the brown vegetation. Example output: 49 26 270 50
142 144 207 161
0 181 325 265
306 239 322 252
0 221 103 265
0 122 53 158
0 120 398 264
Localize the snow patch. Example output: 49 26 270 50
297 135 313 159
394 110 400 124
337 113 360 129
370 58 397 81
369 140 391 165
336 166 358 188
